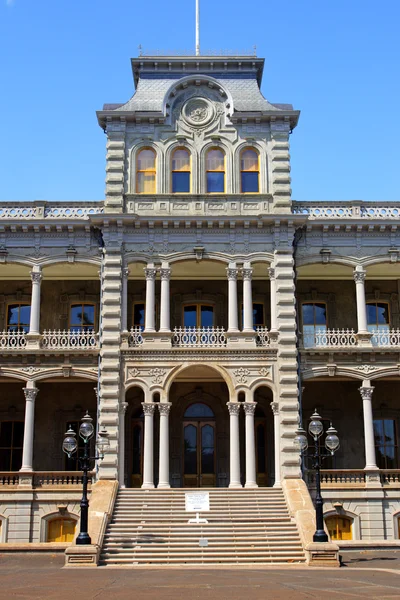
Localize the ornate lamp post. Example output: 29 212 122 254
62 412 109 545
294 410 340 543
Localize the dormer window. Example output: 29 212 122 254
136 148 156 194
206 148 225 193
240 148 259 193
172 148 191 193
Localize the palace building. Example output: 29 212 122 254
0 52 400 565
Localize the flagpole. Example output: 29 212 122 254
196 0 200 56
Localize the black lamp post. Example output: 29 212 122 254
62 412 109 545
294 410 340 543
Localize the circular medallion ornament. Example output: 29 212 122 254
182 98 214 127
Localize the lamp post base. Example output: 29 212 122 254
76 532 92 545
313 530 329 543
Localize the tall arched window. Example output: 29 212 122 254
206 148 225 193
136 148 156 193
172 148 191 193
240 148 259 193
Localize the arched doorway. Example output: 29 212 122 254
183 402 216 487
255 406 267 486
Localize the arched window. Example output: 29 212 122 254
47 517 76 542
206 148 225 193
325 515 352 541
184 403 214 418
136 148 156 194
240 148 259 193
172 148 191 193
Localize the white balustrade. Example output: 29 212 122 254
128 326 144 347
255 326 271 347
44 206 104 218
41 329 98 349
292 201 400 220
0 203 104 220
313 328 357 347
172 326 227 348
371 328 400 347
0 330 27 349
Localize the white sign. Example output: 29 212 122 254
185 492 210 512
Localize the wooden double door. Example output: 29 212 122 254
183 420 216 487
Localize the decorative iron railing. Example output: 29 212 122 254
0 330 27 349
41 330 98 349
128 326 144 347
172 326 227 348
256 326 271 347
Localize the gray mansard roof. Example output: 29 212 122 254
99 56 295 120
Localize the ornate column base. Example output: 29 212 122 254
226 331 256 347
25 333 41 350
356 331 373 347
142 331 172 348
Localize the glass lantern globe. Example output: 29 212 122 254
62 427 77 457
325 424 340 454
79 412 94 440
96 428 110 456
294 427 308 452
308 409 324 439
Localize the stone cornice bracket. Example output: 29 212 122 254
270 401 279 416
194 246 205 262
0 246 8 263
359 385 374 401
227 402 241 416
389 248 399 263
158 402 172 416
226 266 238 281
141 402 156 416
144 267 157 281
160 267 171 281
66 246 77 263
243 402 257 415
23 388 39 402
320 249 331 264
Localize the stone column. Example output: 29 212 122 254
244 399 258 488
270 401 281 487
158 402 172 488
268 266 278 333
359 381 378 470
20 382 38 472
29 266 42 334
159 264 171 333
141 402 156 488
227 402 242 488
353 266 368 334
242 262 253 332
227 263 239 332
118 401 128 488
121 266 129 333
144 264 157 333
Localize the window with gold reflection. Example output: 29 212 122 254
240 148 259 193
136 148 156 193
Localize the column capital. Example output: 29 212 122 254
243 402 257 416
359 385 374 401
158 402 172 416
144 266 157 281
227 401 241 416
142 402 156 416
226 266 238 281
268 267 275 280
242 267 253 281
353 267 366 283
160 267 171 281
270 401 279 416
23 387 38 402
30 270 42 285
122 267 129 279
119 401 129 415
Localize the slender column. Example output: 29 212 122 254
359 382 378 470
20 382 38 472
29 266 42 334
270 401 281 487
159 264 171 332
244 398 258 488
227 402 242 488
158 402 172 488
118 402 128 487
242 262 253 332
353 266 368 333
227 263 239 332
268 266 278 332
144 264 157 332
141 402 156 488
121 266 129 332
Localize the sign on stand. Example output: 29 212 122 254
185 492 210 524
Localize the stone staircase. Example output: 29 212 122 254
100 488 306 566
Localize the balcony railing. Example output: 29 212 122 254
128 326 144 347
0 471 93 488
292 201 400 220
370 329 400 346
172 326 227 348
302 328 400 349
306 469 400 488
0 330 27 349
256 326 271 347
41 330 99 350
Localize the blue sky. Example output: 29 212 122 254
0 0 399 201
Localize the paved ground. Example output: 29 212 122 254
1 552 400 599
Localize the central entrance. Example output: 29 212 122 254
183 402 216 487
